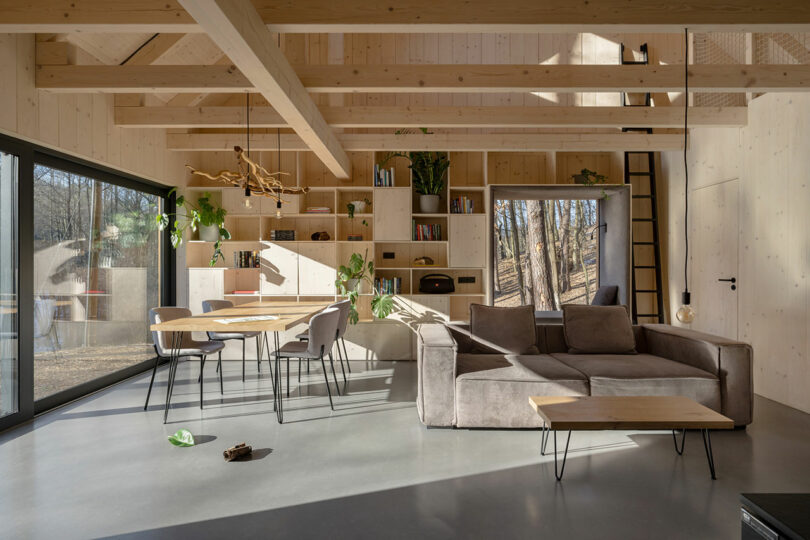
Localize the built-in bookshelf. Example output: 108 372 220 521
184 150 488 322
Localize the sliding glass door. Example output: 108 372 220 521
0 151 19 419
33 163 163 402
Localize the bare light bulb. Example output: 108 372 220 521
675 291 696 323
275 200 282 219
243 196 252 209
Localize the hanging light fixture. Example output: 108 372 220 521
275 127 283 219
676 27 696 324
243 93 253 209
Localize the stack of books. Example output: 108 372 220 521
233 250 260 268
450 196 475 214
346 234 364 241
305 206 331 213
269 229 295 241
412 221 442 241
374 276 403 295
374 164 396 186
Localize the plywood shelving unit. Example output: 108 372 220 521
184 150 489 322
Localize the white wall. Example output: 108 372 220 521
661 93 810 414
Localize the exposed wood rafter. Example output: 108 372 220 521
36 64 810 93
167 133 686 152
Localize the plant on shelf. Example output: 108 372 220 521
335 250 395 324
156 188 231 266
572 168 607 186
346 197 372 226
382 151 449 213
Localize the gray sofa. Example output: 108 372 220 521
416 322 753 428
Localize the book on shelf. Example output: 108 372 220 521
305 207 331 213
374 276 403 295
373 163 396 187
233 250 260 268
450 196 475 214
269 230 295 241
412 220 442 241
230 290 258 295
346 234 364 241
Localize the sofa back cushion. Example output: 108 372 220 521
562 304 637 354
469 304 540 354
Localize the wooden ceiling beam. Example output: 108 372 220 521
114 105 747 129
178 0 350 178
167 132 686 152
2 0 810 33
37 64 810 93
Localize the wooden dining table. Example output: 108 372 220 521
149 300 331 424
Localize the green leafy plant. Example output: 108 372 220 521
381 151 449 196
346 197 372 227
572 168 607 186
335 250 395 324
156 188 231 266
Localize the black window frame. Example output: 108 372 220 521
0 133 175 432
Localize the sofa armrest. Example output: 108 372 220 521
643 324 753 426
417 324 458 427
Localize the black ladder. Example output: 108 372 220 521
621 43 664 323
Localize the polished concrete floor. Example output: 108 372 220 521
1 357 809 539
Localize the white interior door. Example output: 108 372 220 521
691 179 739 339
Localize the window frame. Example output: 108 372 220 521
0 133 175 432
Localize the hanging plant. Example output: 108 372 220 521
156 188 231 266
335 250 395 324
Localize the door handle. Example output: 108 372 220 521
718 277 736 290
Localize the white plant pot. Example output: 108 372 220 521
344 278 361 293
199 224 220 242
419 194 440 214
350 200 367 213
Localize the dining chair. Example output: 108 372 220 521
273 307 341 411
202 299 263 382
296 299 352 379
144 307 225 418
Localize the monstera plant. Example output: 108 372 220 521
335 251 395 324
156 188 230 266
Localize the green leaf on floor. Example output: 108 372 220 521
168 429 195 447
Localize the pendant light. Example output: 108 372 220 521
275 127 283 219
676 27 696 324
242 93 253 209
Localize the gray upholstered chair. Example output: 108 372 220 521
273 307 341 411
296 299 352 378
144 307 225 420
202 299 262 382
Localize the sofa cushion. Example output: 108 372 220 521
470 304 539 355
455 354 589 428
551 353 721 412
456 353 512 376
591 285 619 306
562 304 636 354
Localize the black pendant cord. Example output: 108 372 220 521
683 27 690 296
245 93 251 196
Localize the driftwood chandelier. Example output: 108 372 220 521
185 94 308 205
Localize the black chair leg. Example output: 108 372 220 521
241 339 246 382
286 357 290 397
199 355 206 409
319 353 334 410
256 335 261 372
307 358 310 374
163 354 180 424
328 352 341 396
144 355 161 410
342 338 351 373
218 351 223 395
336 343 347 384
298 358 301 382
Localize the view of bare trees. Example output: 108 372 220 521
494 199 599 310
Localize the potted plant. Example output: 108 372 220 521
346 197 372 219
572 168 607 186
382 151 449 213
156 188 231 266
335 250 395 324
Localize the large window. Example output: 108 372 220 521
0 151 19 419
32 163 163 401
494 199 599 310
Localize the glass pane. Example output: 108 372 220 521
493 199 599 310
0 151 19 418
33 164 161 400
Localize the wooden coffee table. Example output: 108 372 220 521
529 396 735 481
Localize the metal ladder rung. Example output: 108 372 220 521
632 195 652 199
636 313 660 318
634 265 656 269
632 218 655 222
633 241 657 245
635 289 660 294
628 172 653 176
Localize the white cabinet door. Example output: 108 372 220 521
298 243 336 295
260 242 299 295
188 268 224 314
449 215 486 268
374 188 411 241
